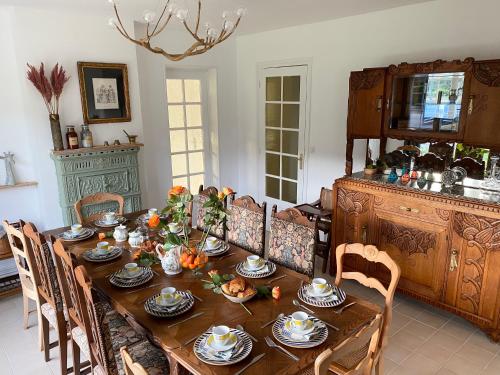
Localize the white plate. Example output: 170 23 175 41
115 269 145 280
243 261 266 272
298 284 346 308
94 216 126 228
284 318 316 335
206 332 238 352
194 329 252 366
306 285 334 298
203 241 222 251
272 315 328 348
155 293 183 307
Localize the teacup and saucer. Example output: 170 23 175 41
204 236 221 250
119 262 142 279
285 311 315 335
95 241 110 256
207 326 237 351
104 212 117 224
71 224 83 236
156 287 182 307
148 208 158 218
308 278 333 297
244 255 265 271
168 222 181 234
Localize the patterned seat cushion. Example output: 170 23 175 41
71 326 90 358
227 205 265 256
268 217 315 277
122 340 169 375
196 194 224 238
41 302 68 328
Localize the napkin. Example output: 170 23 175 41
282 323 323 342
200 337 244 361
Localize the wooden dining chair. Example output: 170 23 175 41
268 207 317 278
74 265 169 375
196 185 225 239
335 243 401 375
74 192 125 225
227 195 266 256
1 220 43 350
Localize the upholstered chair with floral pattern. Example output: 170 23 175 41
227 196 266 256
196 185 225 239
268 206 317 278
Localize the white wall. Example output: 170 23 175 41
236 0 500 204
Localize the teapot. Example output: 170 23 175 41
155 243 182 276
113 225 128 242
128 230 145 247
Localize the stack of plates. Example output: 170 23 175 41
297 283 346 308
144 291 194 318
57 228 95 242
137 213 168 223
109 266 153 288
194 328 252 366
82 247 122 263
94 216 127 228
236 260 276 278
272 315 328 348
202 240 230 257
158 227 191 238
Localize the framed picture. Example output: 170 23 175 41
77 62 131 124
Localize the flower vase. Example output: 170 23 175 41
49 114 64 151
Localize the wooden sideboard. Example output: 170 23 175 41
331 175 500 341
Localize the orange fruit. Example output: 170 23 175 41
180 253 188 262
182 261 189 268
194 256 200 266
187 255 195 265
98 233 106 240
188 263 196 270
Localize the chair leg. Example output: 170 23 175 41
36 302 44 351
58 327 68 375
23 294 29 329
375 355 383 375
72 339 81 375
42 316 50 362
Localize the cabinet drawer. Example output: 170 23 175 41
374 195 443 223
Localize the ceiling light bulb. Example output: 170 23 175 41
108 17 118 28
143 10 156 23
107 0 119 5
224 21 234 31
236 8 247 17
207 28 217 38
175 8 188 21
166 4 175 14
222 11 229 19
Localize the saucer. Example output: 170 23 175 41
203 241 222 251
154 293 182 307
284 319 315 336
116 269 144 280
306 285 333 298
243 261 266 272
206 332 238 352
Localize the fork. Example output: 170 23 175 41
334 302 356 314
264 336 299 361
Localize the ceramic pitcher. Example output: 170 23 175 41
155 244 182 275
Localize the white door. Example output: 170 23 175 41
259 65 309 211
166 71 211 194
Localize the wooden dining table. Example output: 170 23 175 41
44 211 380 375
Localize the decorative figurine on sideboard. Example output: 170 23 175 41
388 167 398 183
123 129 138 144
0 152 16 186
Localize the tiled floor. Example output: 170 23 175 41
0 266 498 374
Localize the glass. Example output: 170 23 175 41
173 176 188 188
265 129 281 152
171 154 187 176
283 104 299 128
186 105 202 127
266 153 280 176
187 129 203 151
282 156 298 180
483 156 500 189
282 180 297 204
189 174 204 194
166 79 184 103
266 176 280 199
389 72 464 133
184 80 201 102
266 103 281 127
283 76 300 101
168 105 185 128
266 77 281 101
169 130 186 153
282 130 298 155
189 152 204 174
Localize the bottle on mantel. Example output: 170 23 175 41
80 124 93 148
65 126 79 150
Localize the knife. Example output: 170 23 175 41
234 353 266 375
167 312 205 328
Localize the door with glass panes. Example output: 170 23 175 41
260 65 308 211
166 72 211 194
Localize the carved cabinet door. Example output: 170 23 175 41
347 68 386 138
372 210 449 301
463 60 500 148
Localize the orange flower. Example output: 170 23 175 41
148 214 160 228
98 232 106 241
168 185 187 198
222 187 234 196
208 269 219 277
132 250 141 260
217 191 225 200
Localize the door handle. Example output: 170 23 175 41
449 249 459 272
298 154 304 170
376 96 383 112
467 95 475 115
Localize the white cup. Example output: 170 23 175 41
212 325 231 346
95 241 109 255
104 212 117 223
148 208 158 218
124 262 139 276
168 222 180 233
312 278 328 294
71 224 83 235
291 311 310 331
247 255 261 268
160 287 177 303
206 236 219 249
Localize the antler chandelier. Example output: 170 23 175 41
108 0 246 61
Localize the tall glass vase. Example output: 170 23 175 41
49 114 64 151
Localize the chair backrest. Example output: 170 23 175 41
319 188 333 211
314 314 383 375
23 223 64 312
335 243 400 353
268 207 317 278
451 157 485 179
383 150 411 168
227 196 266 256
429 142 454 164
415 152 446 172
196 185 225 239
74 192 125 225
1 220 39 294
120 347 148 375
396 145 421 157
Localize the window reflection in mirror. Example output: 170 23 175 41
389 72 465 133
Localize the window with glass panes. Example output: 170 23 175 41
167 79 206 193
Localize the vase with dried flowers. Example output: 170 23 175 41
26 63 69 151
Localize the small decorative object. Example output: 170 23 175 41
401 170 410 184
65 126 79 150
77 62 131 124
411 169 418 179
113 139 121 145
388 167 398 183
426 168 435 182
417 171 427 188
108 0 246 62
80 124 93 148
441 169 457 188
123 129 138 144
155 243 183 275
0 152 16 186
482 155 499 188
26 63 69 151
272 286 281 300
128 230 145 247
203 269 235 294
98 231 113 240
363 163 377 176
113 224 128 242
103 141 110 146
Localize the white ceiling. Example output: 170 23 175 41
0 0 434 34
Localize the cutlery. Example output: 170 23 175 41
264 336 299 361
308 316 339 331
266 275 287 284
123 283 164 295
236 324 258 342
217 252 235 261
234 353 266 375
240 303 253 315
184 325 214 346
334 302 356 314
186 289 203 302
167 312 205 328
292 299 316 314
260 313 284 329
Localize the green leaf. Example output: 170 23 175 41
211 274 222 285
213 287 222 294
203 283 216 289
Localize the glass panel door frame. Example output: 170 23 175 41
258 63 310 212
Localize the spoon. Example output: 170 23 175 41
260 313 285 329
236 324 258 342
292 299 316 314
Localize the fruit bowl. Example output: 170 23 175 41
220 277 257 303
